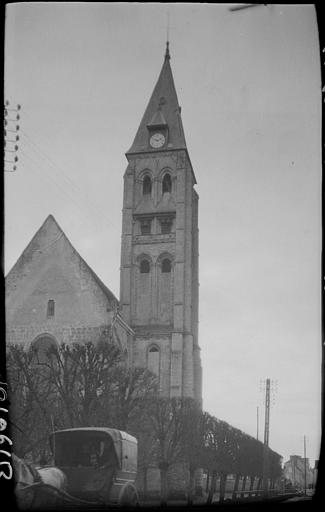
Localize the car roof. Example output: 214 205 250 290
51 427 137 445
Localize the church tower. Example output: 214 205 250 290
120 43 202 402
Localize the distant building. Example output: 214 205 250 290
283 455 315 489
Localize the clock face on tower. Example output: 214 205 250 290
149 132 166 148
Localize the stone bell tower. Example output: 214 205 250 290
120 43 202 403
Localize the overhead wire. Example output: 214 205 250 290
19 106 114 230
5 103 121 286
20 127 95 207
15 147 99 232
20 128 111 230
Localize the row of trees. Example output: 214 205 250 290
137 399 282 504
6 340 282 504
6 339 157 457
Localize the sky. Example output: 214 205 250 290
4 3 322 466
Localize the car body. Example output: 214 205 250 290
49 427 139 506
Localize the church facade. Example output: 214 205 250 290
5 215 133 360
6 44 201 405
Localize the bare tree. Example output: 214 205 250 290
44 340 122 427
204 414 238 504
7 345 57 460
6 340 157 463
142 397 203 505
133 427 158 499
142 397 185 505
7 341 283 502
107 365 158 431
179 399 206 505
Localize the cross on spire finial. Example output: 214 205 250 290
165 12 171 61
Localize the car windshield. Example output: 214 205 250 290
52 431 117 467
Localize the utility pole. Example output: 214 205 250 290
304 436 307 496
260 377 277 497
256 406 259 440
4 100 21 172
262 378 271 497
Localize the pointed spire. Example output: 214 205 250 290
165 40 170 61
126 43 187 154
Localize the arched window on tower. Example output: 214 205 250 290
157 256 173 323
148 346 160 377
140 259 150 273
143 175 152 195
161 258 172 273
162 173 172 194
136 257 152 324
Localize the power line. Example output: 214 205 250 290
17 132 114 235
17 147 99 232
19 127 111 229
19 106 114 228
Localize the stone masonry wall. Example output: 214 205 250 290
5 215 126 352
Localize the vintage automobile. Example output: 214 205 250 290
49 427 139 506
